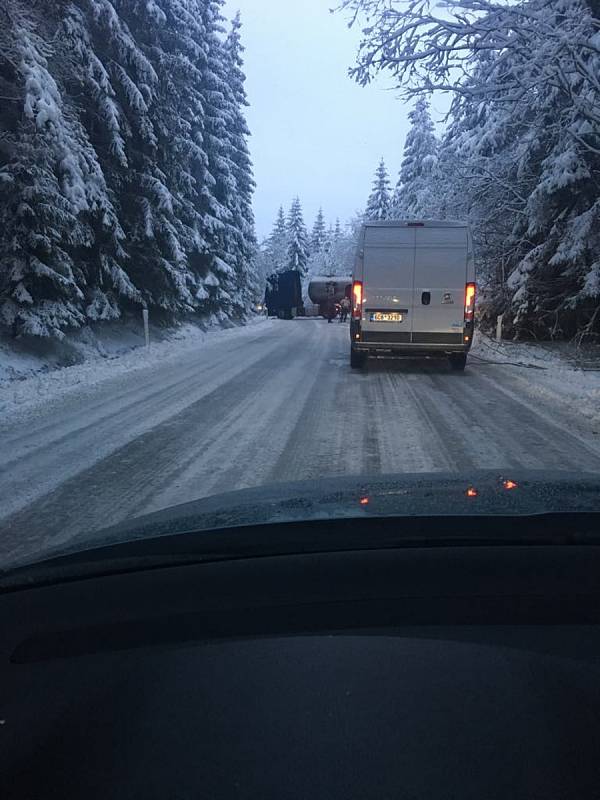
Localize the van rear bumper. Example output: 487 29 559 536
354 343 470 356
350 322 473 355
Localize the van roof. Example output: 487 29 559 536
363 219 468 228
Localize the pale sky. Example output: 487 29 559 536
223 0 441 239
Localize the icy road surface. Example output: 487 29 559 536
1 318 600 562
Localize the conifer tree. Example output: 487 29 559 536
286 197 310 275
393 98 438 217
365 158 391 221
310 207 326 253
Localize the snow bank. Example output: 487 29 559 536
472 333 600 430
0 316 273 421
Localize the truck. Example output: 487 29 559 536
307 276 352 318
350 220 476 370
264 270 304 319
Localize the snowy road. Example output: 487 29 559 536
2 318 600 563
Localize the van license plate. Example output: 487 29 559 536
370 312 403 322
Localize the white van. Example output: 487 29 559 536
350 220 476 370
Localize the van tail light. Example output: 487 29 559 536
464 282 476 321
352 280 363 319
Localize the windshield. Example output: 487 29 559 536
1 0 600 570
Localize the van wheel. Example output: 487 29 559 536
449 353 467 371
351 347 366 369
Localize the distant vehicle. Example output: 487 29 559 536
350 220 476 370
265 270 304 319
253 300 268 316
308 276 352 318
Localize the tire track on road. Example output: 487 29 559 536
0 331 287 521
147 320 328 508
3 319 600 566
0 327 305 561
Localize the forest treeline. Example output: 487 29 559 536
0 0 257 339
344 0 600 340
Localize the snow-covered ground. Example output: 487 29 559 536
1 318 600 566
472 333 600 431
0 316 273 421
3 321 598 431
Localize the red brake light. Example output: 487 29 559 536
465 282 476 320
352 280 363 318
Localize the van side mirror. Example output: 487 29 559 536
421 291 431 305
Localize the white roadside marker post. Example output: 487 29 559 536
142 303 150 347
496 313 503 342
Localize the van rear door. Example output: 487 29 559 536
362 225 415 340
411 225 467 345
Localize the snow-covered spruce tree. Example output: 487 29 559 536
430 50 541 326
307 216 331 277
307 217 358 278
189 0 244 320
224 11 259 309
393 98 438 218
255 240 273 294
342 0 600 339
110 0 229 320
310 207 326 253
329 218 358 276
431 2 600 338
308 225 335 277
365 158 391 220
0 0 257 339
0 0 121 337
57 1 147 322
265 206 289 274
506 5 600 339
286 197 310 275
307 243 331 278
127 0 255 320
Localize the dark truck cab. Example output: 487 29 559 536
265 270 304 319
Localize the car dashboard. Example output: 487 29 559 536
2 520 600 799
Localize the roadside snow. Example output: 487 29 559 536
0 316 273 421
472 333 600 430
472 332 600 369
